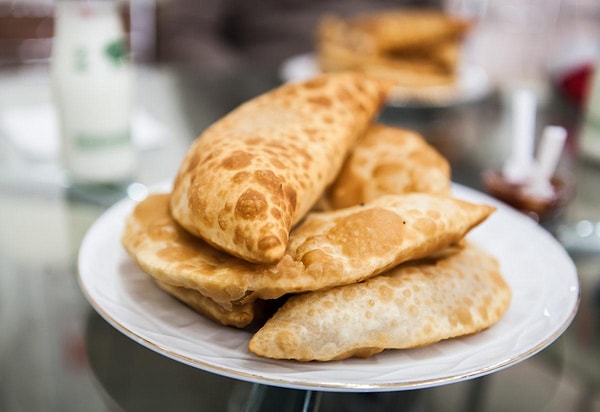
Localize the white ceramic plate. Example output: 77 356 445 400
78 184 579 392
278 53 493 108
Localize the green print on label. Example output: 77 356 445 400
104 39 128 66
75 130 130 149
74 47 88 72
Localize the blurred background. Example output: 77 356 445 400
1 0 437 70
1 0 598 79
1 1 600 411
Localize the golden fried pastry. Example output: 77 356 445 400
122 193 288 309
316 10 471 92
286 193 493 290
317 19 457 70
326 123 451 209
155 280 258 328
318 38 456 87
248 242 511 361
122 193 494 310
340 9 471 54
170 72 389 264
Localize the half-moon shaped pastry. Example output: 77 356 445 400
154 280 258 328
337 10 471 55
122 193 494 310
170 72 389 264
325 123 451 209
248 242 511 361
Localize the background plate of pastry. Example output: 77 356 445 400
279 53 492 109
78 183 579 392
281 9 494 108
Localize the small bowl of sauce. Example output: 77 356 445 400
482 169 574 231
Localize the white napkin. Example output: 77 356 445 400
0 104 168 160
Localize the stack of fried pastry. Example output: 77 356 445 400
316 9 472 101
121 72 511 362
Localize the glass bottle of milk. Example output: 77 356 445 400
51 0 135 183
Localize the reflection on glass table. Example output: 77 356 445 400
85 307 584 412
